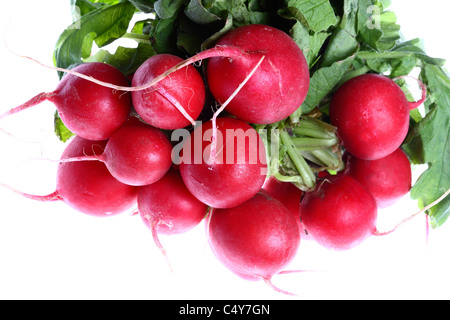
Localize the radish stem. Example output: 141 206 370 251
280 131 315 189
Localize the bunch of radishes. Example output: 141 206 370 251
0 23 434 295
298 73 428 251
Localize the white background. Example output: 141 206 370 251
0 0 449 300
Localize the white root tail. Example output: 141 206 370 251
6 46 245 127
209 55 265 162
375 188 450 236
13 46 245 92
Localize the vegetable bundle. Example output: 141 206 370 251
1 0 449 296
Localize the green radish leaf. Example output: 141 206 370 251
200 0 269 26
154 0 186 19
54 111 75 143
406 64 450 227
71 0 102 18
287 0 338 33
54 1 136 76
357 0 400 52
184 0 222 24
291 55 355 120
128 0 157 13
85 42 155 77
290 21 330 68
320 0 358 68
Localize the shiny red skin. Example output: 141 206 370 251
206 192 300 281
207 24 310 124
103 119 173 186
132 54 205 130
262 176 308 237
52 62 132 141
345 148 412 208
138 169 207 235
300 174 377 251
329 74 410 160
56 137 138 217
179 117 267 209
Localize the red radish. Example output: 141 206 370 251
329 74 426 160
32 25 308 125
206 191 300 294
206 24 310 124
300 174 377 251
58 117 173 186
2 136 138 217
138 169 208 267
0 62 132 141
345 148 412 208
132 54 206 129
179 117 267 209
262 176 308 237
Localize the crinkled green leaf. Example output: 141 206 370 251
406 64 450 227
150 14 180 54
357 0 400 52
393 40 446 66
200 13 233 50
151 0 270 55
290 21 330 68
71 0 102 19
54 1 136 74
131 18 153 35
320 0 358 68
185 0 221 24
291 55 355 120
91 0 122 4
128 0 157 13
85 42 155 76
176 14 210 55
287 0 338 33
203 0 270 26
356 44 446 76
375 11 401 52
154 0 186 19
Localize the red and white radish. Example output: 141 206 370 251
132 54 206 129
206 24 310 124
0 62 132 141
345 148 412 208
2 136 138 217
179 116 267 208
58 117 173 186
329 74 426 160
138 169 208 267
300 173 378 250
24 25 309 126
206 191 300 294
262 176 308 237
300 172 450 245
